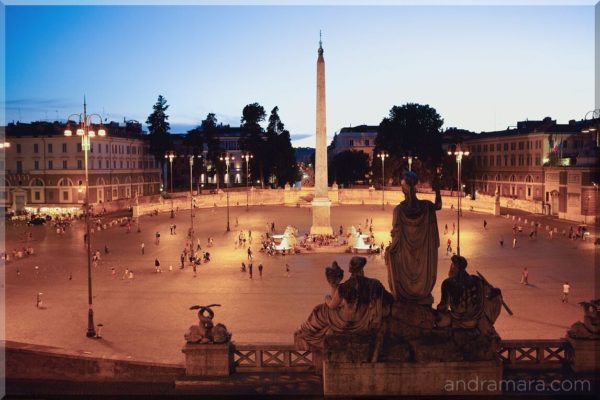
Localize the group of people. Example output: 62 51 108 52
240 261 265 279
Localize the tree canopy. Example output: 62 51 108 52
330 150 370 186
146 95 172 165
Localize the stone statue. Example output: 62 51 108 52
567 300 600 340
435 255 502 336
185 304 232 344
294 257 394 361
385 170 441 305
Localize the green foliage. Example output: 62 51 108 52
374 103 444 184
265 107 299 187
330 150 370 186
146 95 172 164
240 103 267 187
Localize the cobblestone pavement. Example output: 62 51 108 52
2 204 595 364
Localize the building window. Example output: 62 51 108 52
504 155 508 166
349 140 354 146
77 143 82 152
476 145 481 152
510 155 515 166
120 161 123 168
48 160 53 169
16 160 23 173
77 159 83 169
106 160 109 168
48 191 54 200
496 155 501 165
511 143 516 151
63 191 69 201
138 160 142 168
526 154 531 166
106 144 109 153
63 160 68 169
496 144 501 151
518 142 524 150
62 143 67 152
518 155 524 166
98 143 102 153
34 191 41 201
127 146 130 154
98 160 102 169
364 140 369 146
489 155 494 166
48 143 53 153
16 143 21 153
535 156 541 166
503 143 508 151
113 161 116 169
34 160 39 170
33 143 39 153
483 144 488 152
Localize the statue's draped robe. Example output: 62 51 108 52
294 276 392 351
386 199 439 304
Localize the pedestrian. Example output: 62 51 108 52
123 268 130 280
173 224 177 234
128 270 134 280
549 230 553 239
169 265 173 272
258 263 263 278
192 262 197 277
141 242 145 255
452 223 455 235
36 292 43 309
111 268 116 279
155 231 160 245
520 267 528 285
155 258 161 273
271 222 275 232
512 236 517 248
235 217 239 227
483 220 487 230
562 282 570 303
249 263 253 279
170 224 173 235
444 224 448 234
247 247 252 260
499 236 504 247
16 268 20 277
339 225 343 236
180 253 185 269
241 262 246 272
285 263 290 277
34 265 39 276
69 272 73 280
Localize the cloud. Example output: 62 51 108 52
2 98 81 111
290 133 313 141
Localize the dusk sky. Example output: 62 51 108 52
4 2 595 147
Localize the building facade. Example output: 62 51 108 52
328 125 378 162
3 121 162 213
464 117 599 220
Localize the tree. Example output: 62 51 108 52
265 106 299 187
374 103 444 185
146 95 172 182
240 103 267 187
330 150 370 186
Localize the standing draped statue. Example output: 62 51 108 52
385 171 441 305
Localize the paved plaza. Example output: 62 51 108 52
2 203 596 364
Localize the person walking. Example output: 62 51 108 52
247 247 253 261
155 231 160 245
452 223 455 235
483 220 488 230
258 263 263 278
123 268 130 280
104 244 109 254
192 262 197 278
141 242 145 255
444 224 448 235
520 267 529 285
154 258 161 273
339 225 343 236
111 268 116 280
562 282 570 303
512 236 517 249
499 236 504 247
170 224 174 235
36 292 43 309
180 253 185 269
285 263 290 277
249 263 253 279
241 262 246 272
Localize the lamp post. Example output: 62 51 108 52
186 155 199 240
164 151 176 218
448 144 470 256
220 153 234 232
0 142 10 149
64 100 106 338
377 151 389 210
243 152 253 211
581 109 600 148
403 154 418 171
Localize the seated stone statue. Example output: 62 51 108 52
294 257 394 358
568 300 600 340
435 255 502 336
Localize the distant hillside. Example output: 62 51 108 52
295 147 315 164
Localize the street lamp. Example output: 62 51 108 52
64 100 106 338
220 153 234 232
377 151 389 210
0 142 10 149
581 109 600 148
185 155 200 240
164 151 176 218
448 144 470 256
403 154 418 172
242 152 253 211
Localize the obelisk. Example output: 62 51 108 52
310 32 333 235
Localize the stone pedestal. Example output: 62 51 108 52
323 360 502 396
310 197 333 235
181 342 233 377
567 338 600 372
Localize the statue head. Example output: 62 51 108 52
349 256 367 276
401 170 418 197
325 261 344 285
449 255 468 277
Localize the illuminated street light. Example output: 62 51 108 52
581 109 599 148
0 142 11 149
164 151 176 218
184 154 201 241
242 152 253 211
447 144 470 256
377 151 389 210
64 99 106 338
220 153 234 232
403 154 418 172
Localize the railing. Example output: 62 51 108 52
233 343 316 373
496 339 571 370
232 339 571 373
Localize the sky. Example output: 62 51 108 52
3 2 596 147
